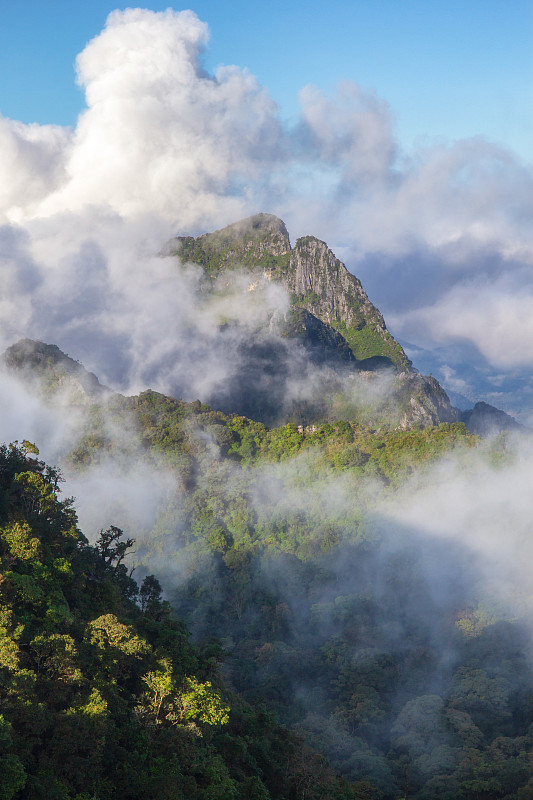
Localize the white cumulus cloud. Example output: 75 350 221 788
0 5 532 401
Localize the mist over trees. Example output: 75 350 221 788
0 440 337 800
2 208 533 798
2 364 533 798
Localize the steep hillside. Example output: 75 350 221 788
0 214 530 799
0 440 372 800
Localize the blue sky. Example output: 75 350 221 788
1 0 532 163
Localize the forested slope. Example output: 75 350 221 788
0 440 369 800
58 389 533 799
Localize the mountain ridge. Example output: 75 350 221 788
167 213 527 435
2 215 524 435
168 213 409 370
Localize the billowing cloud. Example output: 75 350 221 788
392 280 533 369
0 6 533 410
36 8 282 227
0 116 70 221
295 81 397 185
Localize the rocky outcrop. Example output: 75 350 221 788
3 339 110 404
396 373 458 429
459 401 524 436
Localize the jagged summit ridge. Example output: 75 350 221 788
168 213 409 369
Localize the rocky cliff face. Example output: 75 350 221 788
284 235 408 368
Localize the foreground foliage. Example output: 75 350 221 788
0 441 368 800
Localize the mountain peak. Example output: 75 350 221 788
216 212 290 242
160 214 475 427
459 401 524 436
164 212 291 272
193 212 291 252
167 214 409 370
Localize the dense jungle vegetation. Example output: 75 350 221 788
49 389 533 800
0 440 370 800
